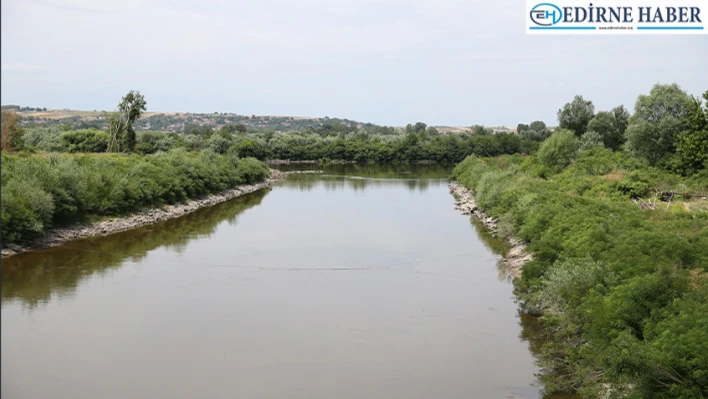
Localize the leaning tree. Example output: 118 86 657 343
108 90 147 152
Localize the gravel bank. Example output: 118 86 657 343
1 169 321 258
449 181 532 279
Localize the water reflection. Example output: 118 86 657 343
285 174 448 193
272 163 453 179
2 189 269 308
467 213 582 399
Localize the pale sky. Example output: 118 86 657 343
2 0 707 126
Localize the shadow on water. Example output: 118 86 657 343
467 215 582 399
1 189 270 308
1 166 452 309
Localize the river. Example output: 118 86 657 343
1 165 576 399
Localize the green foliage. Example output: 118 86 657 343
529 120 547 132
1 177 55 242
206 134 230 154
579 131 605 152
675 91 708 175
625 84 691 165
0 151 270 243
537 129 579 173
531 257 616 314
22 126 65 152
236 129 534 163
634 83 690 123
520 128 551 142
557 95 595 136
135 131 179 154
108 90 147 153
60 129 109 153
452 152 708 398
230 139 270 160
587 107 627 150
39 121 538 164
1 110 25 152
625 117 683 166
470 124 494 136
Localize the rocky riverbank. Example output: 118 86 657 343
265 159 319 165
1 169 321 258
449 181 532 278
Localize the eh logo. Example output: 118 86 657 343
530 3 563 26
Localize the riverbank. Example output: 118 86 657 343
449 181 532 279
265 159 319 165
1 169 321 258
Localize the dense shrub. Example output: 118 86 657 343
0 151 271 243
230 139 271 160
578 131 604 152
60 129 109 153
536 129 579 173
452 153 708 398
22 126 65 152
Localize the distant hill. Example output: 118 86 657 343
9 109 383 133
5 107 513 134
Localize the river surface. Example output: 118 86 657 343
2 165 575 399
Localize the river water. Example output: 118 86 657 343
2 165 575 399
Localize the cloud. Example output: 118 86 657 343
1 63 49 72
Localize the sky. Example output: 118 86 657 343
1 0 707 127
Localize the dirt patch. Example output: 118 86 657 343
602 172 625 181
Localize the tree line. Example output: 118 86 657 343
5 83 706 177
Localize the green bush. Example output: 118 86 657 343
22 126 65 152
578 131 604 152
60 129 109 153
536 129 579 173
453 153 708 398
0 151 271 243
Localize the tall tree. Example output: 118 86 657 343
470 124 492 136
1 110 23 152
587 107 628 151
675 90 708 175
108 91 147 152
557 95 595 136
624 83 691 164
529 120 547 132
611 105 630 136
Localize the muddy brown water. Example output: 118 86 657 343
2 165 578 399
